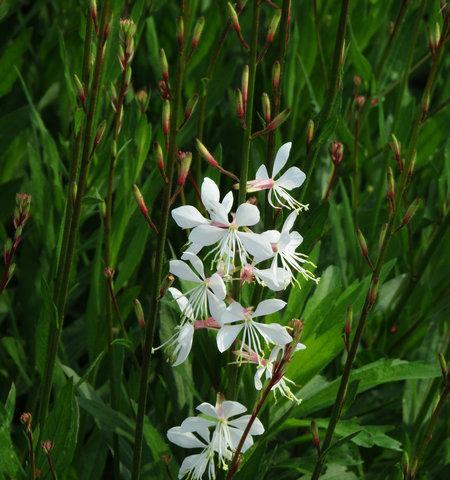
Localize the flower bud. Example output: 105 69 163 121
306 119 314 148
154 141 165 172
20 412 32 430
134 299 145 328
133 184 148 217
353 75 362 87
428 21 441 56
177 16 184 48
227 2 241 32
135 89 149 114
378 223 388 252
71 181 78 207
422 92 430 119
356 228 369 258
266 9 281 43
354 95 366 108
329 141 343 166
311 420 320 452
93 120 106 150
195 139 218 168
402 451 410 477
74 74 86 110
401 198 421 226
159 48 169 82
368 276 379 307
261 92 271 123
272 60 281 90
407 152 416 181
439 353 447 380
241 65 249 106
184 94 199 122
386 166 395 200
41 440 54 455
235 88 244 120
264 108 290 132
389 134 403 172
177 151 192 186
159 274 175 300
104 266 114 278
240 264 255 285
191 17 205 51
90 0 98 30
162 99 170 136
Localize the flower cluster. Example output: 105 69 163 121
164 143 318 479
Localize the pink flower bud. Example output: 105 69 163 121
272 61 281 90
262 92 271 123
191 17 205 51
329 141 343 166
133 184 148 217
195 139 218 168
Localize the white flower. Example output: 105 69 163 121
239 264 291 291
254 346 305 404
216 299 291 356
171 178 272 274
167 427 217 479
153 288 195 366
246 142 308 210
193 398 264 467
257 211 318 286
169 252 226 320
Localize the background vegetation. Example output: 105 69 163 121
0 0 449 479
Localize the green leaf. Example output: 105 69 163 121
0 29 31 97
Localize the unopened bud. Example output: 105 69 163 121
71 181 78 206
74 74 86 110
401 198 421 226
104 266 114 278
90 0 98 29
354 95 366 108
120 18 136 39
428 21 441 56
407 152 416 180
133 185 148 217
272 61 281 90
177 17 184 48
184 94 199 122
386 166 395 200
356 228 369 258
402 451 410 477
93 120 106 149
306 119 314 148
178 151 192 186
195 139 218 168
235 89 244 120
159 274 175 300
378 223 388 252
41 440 54 455
227 2 240 32
134 299 145 328
20 412 32 430
242 65 249 106
389 134 403 172
162 99 171 136
422 92 430 119
266 9 281 43
264 108 290 132
191 17 205 51
262 92 271 123
353 75 361 87
368 276 379 307
159 48 169 82
438 353 447 380
329 141 343 166
311 420 320 452
135 89 149 114
154 142 165 172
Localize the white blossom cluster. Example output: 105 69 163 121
163 143 319 479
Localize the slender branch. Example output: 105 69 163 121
38 0 112 425
300 0 350 202
130 6 189 478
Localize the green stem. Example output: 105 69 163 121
38 0 112 425
300 0 350 202
310 13 449 478
130 7 188 478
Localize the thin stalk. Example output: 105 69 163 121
322 165 337 202
310 14 449 478
300 0 350 202
264 0 291 229
351 108 361 215
409 376 450 479
25 428 36 480
38 0 112 425
130 7 189 478
312 0 328 87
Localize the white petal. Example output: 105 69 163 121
276 166 306 190
168 288 195 320
295 342 307 351
179 453 207 478
201 177 220 209
255 164 270 180
261 229 281 244
182 252 205 279
208 296 227 324
221 302 245 324
221 401 247 419
235 203 260 227
272 142 292 178
189 224 226 246
254 367 264 390
208 201 230 225
216 324 243 352
254 321 292 346
173 324 194 366
180 416 215 433
228 415 265 435
222 191 234 213
169 260 202 283
229 427 254 452
254 266 291 291
172 206 209 229
208 273 226 300
196 402 219 419
253 299 286 318
167 427 206 449
238 231 273 260
287 231 304 250
282 210 298 234
183 243 203 257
